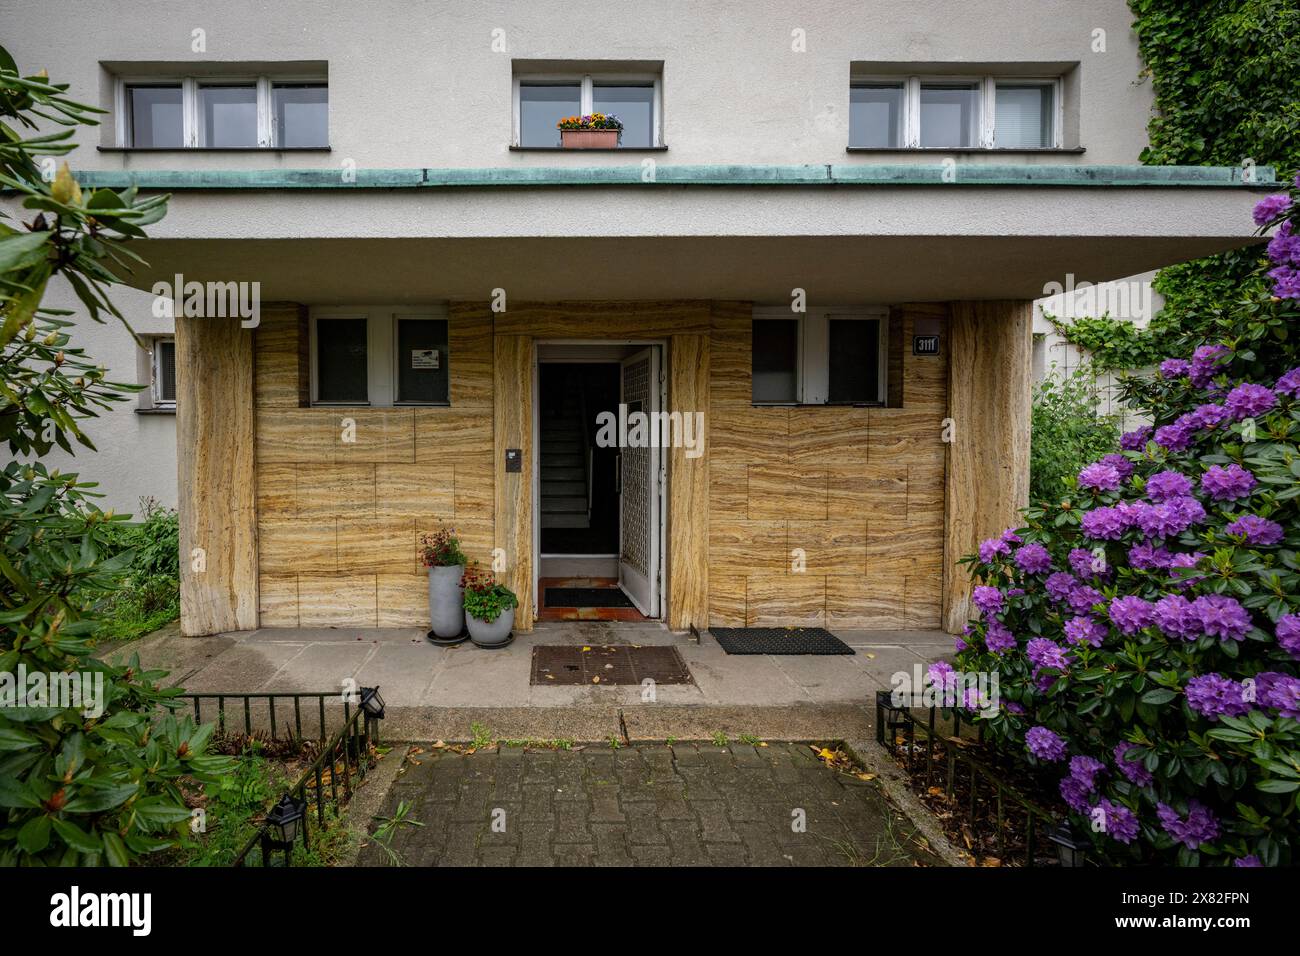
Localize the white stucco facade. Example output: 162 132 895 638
2 0 1275 513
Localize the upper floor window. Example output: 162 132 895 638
515 72 661 148
118 75 328 148
850 76 1060 150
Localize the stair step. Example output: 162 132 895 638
546 454 583 468
542 496 588 514
543 480 587 496
542 514 592 529
542 466 585 481
542 441 582 454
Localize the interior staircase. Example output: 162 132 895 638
540 382 591 530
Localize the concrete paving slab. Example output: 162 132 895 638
261 641 378 692
180 643 309 692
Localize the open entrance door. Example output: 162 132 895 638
617 347 661 617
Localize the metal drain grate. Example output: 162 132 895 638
710 627 855 655
531 645 694 686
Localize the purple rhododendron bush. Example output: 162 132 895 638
953 180 1300 866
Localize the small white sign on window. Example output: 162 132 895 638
411 348 439 370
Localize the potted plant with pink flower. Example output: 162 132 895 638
419 526 468 643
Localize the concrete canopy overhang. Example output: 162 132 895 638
70 165 1272 303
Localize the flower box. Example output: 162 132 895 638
560 128 620 149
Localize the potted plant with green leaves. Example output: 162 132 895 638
419 526 467 643
461 564 519 648
558 112 622 149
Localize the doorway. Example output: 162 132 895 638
534 343 666 620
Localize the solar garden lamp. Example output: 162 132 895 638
262 793 307 866
1048 821 1088 867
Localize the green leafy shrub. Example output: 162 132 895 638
0 45 230 865
952 187 1300 866
1030 367 1121 505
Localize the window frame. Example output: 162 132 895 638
825 312 888 406
309 307 451 408
150 336 177 407
851 75 1062 150
751 306 889 406
115 73 328 149
750 310 804 405
513 72 663 148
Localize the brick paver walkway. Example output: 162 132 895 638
358 742 937 866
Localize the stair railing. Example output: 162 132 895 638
579 386 593 526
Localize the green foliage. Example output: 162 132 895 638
460 565 518 624
93 503 180 643
0 44 231 866
1052 2 1299 366
1030 367 1122 505
172 746 351 867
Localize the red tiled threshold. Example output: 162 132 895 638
536 577 650 622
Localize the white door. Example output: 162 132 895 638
618 347 660 617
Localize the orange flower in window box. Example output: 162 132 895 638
557 112 622 149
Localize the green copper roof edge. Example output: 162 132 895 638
69 163 1280 190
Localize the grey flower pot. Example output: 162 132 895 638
427 564 465 638
467 607 515 647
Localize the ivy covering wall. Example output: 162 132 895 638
1051 0 1300 369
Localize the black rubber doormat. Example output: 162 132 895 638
709 627 856 656
531 645 694 685
544 587 636 608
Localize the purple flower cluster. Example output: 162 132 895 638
984 621 1017 654
1253 193 1292 226
1159 358 1190 380
1109 596 1155 635
1277 614 1300 660
1157 801 1220 850
1095 799 1139 844
1191 402 1231 430
1128 542 1171 570
1134 496 1206 539
1026 637 1071 671
1099 453 1134 480
1025 725 1067 762
1262 205 1300 298
978 536 1011 563
1276 366 1300 399
1149 468 1190 502
1113 742 1153 786
1068 584 1106 615
1078 461 1122 491
1081 506 1127 541
1014 542 1053 575
1059 755 1107 812
971 585 1004 617
1069 547 1108 580
1200 464 1256 502
1064 614 1107 648
1185 673 1251 719
1224 514 1284 546
1045 572 1077 602
1153 594 1199 640
1119 426 1152 451
1193 594 1252 641
1190 345 1230 389
1256 671 1300 719
1224 383 1276 421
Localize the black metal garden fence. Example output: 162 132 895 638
175 687 386 866
874 689 1084 866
